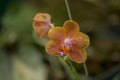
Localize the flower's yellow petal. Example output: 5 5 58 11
45 40 61 56
71 32 90 50
48 27 66 43
63 20 79 37
68 49 87 63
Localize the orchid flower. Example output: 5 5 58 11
45 20 90 63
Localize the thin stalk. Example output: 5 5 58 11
83 62 88 80
65 59 81 80
65 0 72 20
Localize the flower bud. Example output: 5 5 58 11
33 13 53 38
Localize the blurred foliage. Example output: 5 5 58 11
2 3 37 43
0 0 120 80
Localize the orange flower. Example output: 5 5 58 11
46 20 90 63
33 13 53 38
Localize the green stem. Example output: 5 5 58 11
65 59 81 80
59 57 81 80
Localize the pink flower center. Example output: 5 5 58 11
59 38 72 56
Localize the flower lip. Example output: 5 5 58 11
60 38 72 55
58 52 66 56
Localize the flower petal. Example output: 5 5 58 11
33 21 51 38
71 32 90 50
63 20 79 37
68 49 87 63
45 40 61 56
33 13 51 23
48 27 66 43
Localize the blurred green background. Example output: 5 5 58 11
0 0 120 80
